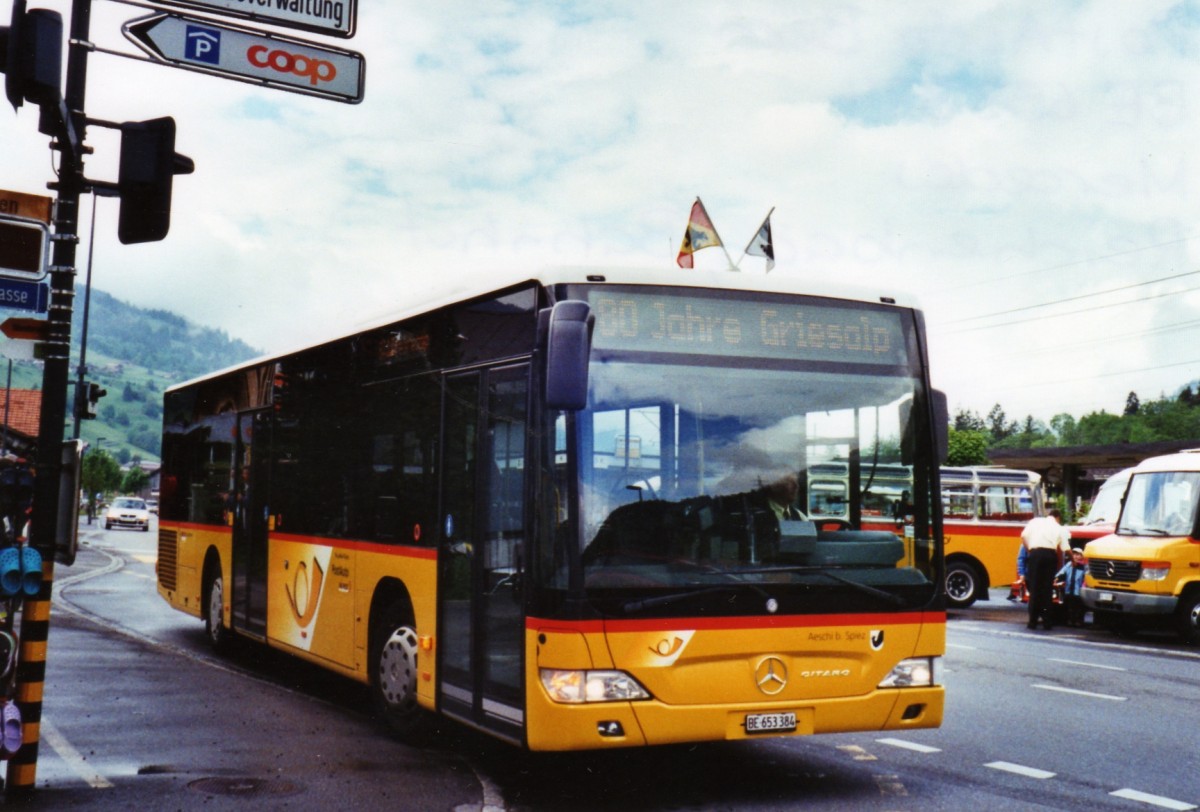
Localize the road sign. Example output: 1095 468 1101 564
123 13 365 104
0 279 49 313
0 316 48 341
146 0 357 39
0 215 49 281
0 190 52 224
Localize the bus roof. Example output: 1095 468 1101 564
1131 451 1200 474
168 265 926 394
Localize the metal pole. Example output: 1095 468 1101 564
6 0 90 796
71 191 97 441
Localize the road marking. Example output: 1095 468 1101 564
1111 788 1197 810
874 773 908 796
1033 683 1126 701
42 718 114 789
946 642 976 650
836 744 877 761
985 761 1055 779
1048 657 1126 671
876 737 941 753
951 622 1200 662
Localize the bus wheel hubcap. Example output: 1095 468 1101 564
379 627 419 711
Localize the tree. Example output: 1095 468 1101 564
120 466 150 495
986 403 1017 441
947 429 989 466
953 408 985 432
1124 391 1140 416
81 450 122 503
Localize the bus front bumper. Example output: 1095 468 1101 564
1081 586 1177 615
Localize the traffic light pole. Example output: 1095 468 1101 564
6 0 90 797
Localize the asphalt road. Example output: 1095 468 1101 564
9 521 1199 811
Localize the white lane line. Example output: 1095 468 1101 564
42 718 114 789
985 761 1055 779
1048 657 1126 671
1111 788 1197 810
946 642 976 650
1033 683 1126 701
876 738 941 753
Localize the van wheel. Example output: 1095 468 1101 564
1176 591 1200 645
370 603 430 740
945 561 981 608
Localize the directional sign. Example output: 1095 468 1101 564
0 215 49 281
147 0 357 39
123 13 365 104
0 316 48 341
0 189 52 224
0 279 49 313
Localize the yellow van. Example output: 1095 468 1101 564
1080 452 1200 643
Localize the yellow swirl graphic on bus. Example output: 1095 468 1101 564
285 557 325 629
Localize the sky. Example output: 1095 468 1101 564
3 1 1200 428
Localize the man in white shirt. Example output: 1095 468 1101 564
1020 508 1070 630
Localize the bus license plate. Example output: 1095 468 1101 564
745 712 796 734
1097 592 1114 603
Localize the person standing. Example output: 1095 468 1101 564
1055 547 1089 627
1020 508 1070 630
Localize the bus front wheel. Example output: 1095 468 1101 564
370 603 430 740
945 560 981 608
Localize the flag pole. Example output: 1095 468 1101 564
737 206 775 267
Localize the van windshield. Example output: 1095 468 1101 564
1115 471 1200 537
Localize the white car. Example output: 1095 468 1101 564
105 497 151 532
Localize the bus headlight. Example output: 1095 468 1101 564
1141 562 1170 581
539 669 651 703
878 657 941 689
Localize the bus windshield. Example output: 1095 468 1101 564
540 287 940 617
1116 470 1200 537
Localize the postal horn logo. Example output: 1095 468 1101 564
755 656 788 695
285 557 325 629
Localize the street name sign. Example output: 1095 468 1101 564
0 279 49 314
124 12 365 103
147 0 357 39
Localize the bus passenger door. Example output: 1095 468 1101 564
231 409 270 639
439 365 528 739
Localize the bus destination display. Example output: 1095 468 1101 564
590 291 908 365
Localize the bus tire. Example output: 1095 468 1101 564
204 571 232 654
370 602 430 740
1176 589 1200 645
945 560 981 608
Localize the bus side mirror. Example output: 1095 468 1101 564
544 300 594 411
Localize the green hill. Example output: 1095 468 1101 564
3 289 261 464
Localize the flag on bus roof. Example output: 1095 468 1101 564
744 208 775 272
676 198 723 268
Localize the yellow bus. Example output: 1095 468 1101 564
809 464 1043 608
156 267 947 750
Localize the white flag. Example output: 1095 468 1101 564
745 209 775 272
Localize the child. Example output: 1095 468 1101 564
1054 547 1088 627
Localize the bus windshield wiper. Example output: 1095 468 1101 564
740 564 907 607
622 583 772 614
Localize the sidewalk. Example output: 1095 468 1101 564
3 532 482 810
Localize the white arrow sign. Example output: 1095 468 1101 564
147 0 357 38
124 13 365 103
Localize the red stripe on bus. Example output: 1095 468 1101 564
160 523 437 560
527 611 945 634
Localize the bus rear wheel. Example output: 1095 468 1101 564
370 604 430 740
945 561 981 608
205 573 231 653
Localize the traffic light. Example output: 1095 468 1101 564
0 0 63 111
74 379 105 421
117 117 195 244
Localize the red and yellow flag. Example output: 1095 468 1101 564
676 199 722 268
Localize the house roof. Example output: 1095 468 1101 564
0 389 42 439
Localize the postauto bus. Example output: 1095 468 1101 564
156 267 947 750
